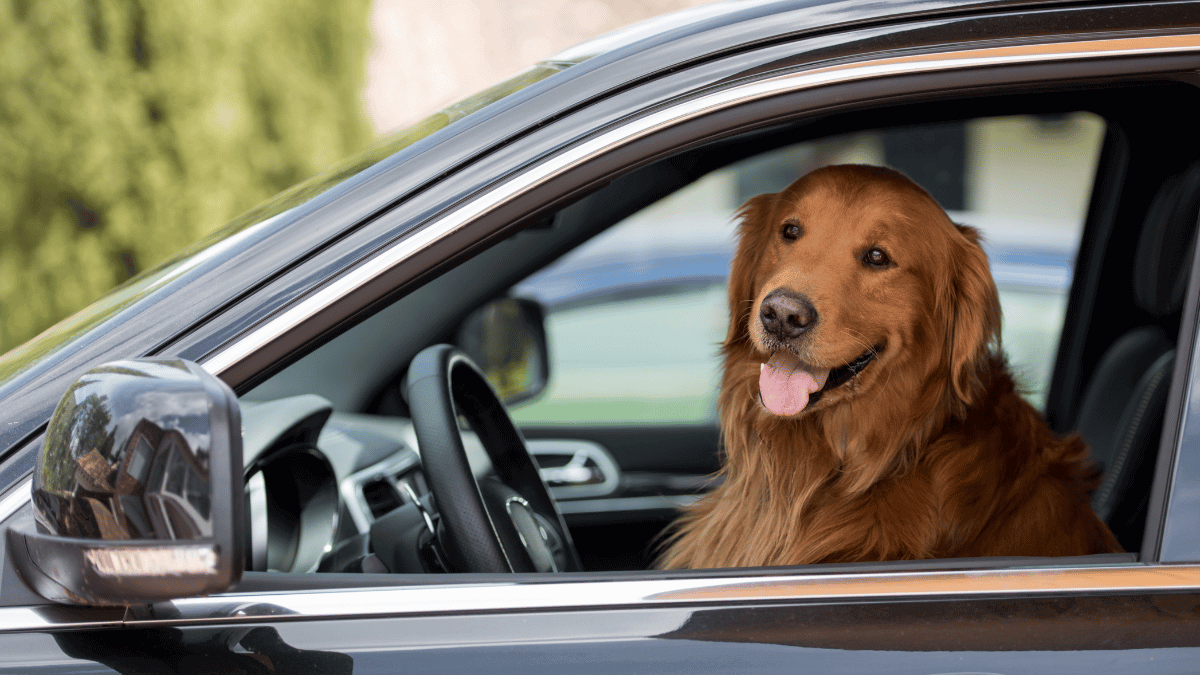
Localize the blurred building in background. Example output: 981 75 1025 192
365 0 711 134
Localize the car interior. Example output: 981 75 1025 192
233 80 1200 585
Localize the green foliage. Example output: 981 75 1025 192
0 0 372 351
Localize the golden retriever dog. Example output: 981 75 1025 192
658 164 1120 569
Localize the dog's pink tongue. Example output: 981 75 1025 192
759 352 829 416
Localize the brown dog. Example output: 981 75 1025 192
658 164 1120 569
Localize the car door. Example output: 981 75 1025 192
5 4 1200 673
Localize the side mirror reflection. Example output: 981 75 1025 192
6 358 244 606
456 297 550 407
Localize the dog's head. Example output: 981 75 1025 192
727 164 1001 419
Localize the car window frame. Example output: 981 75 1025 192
5 29 1200 628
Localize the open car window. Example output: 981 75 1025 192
509 113 1105 426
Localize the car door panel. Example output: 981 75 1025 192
522 424 719 569
6 590 1200 673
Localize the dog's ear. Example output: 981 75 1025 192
726 193 777 346
947 224 1002 407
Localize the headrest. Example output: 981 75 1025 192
1134 162 1200 316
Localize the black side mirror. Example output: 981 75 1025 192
6 358 243 606
456 297 549 407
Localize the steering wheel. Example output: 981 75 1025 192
403 344 582 573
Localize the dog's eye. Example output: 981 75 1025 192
781 220 802 241
863 247 892 268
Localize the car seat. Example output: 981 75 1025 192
1074 161 1200 553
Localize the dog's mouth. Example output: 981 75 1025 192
758 345 883 416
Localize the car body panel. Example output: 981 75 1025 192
3 584 1200 672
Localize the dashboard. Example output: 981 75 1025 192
240 394 709 574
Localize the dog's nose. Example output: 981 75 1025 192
760 289 817 339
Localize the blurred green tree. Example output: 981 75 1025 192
0 0 372 351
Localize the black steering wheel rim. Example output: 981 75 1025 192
403 344 580 573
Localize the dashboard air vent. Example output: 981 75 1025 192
362 478 403 520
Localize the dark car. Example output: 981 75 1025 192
2 0 1200 671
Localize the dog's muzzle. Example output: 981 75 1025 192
807 345 883 406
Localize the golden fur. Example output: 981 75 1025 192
658 164 1120 569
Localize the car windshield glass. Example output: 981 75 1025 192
0 62 576 391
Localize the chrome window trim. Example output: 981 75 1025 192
95 563 1200 628
0 606 124 633
0 477 31 525
5 561 1198 631
199 33 1200 378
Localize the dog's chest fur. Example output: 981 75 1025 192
657 362 1119 569
669 427 950 568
